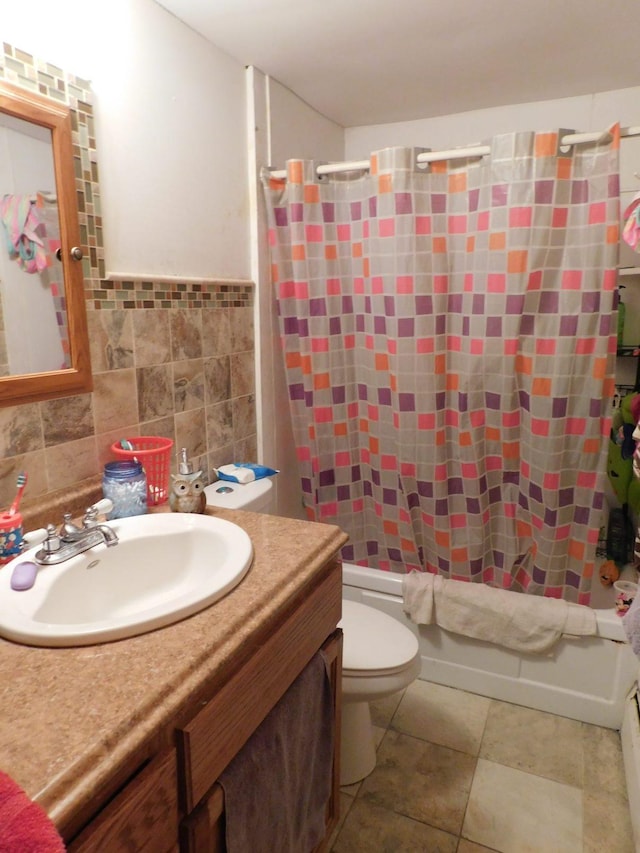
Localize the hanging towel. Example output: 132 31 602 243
402 571 597 655
0 194 50 273
219 651 334 853
0 770 65 852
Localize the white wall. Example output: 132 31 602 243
248 70 344 518
345 87 640 159
268 80 344 168
2 0 250 280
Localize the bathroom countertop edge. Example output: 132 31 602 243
0 505 348 837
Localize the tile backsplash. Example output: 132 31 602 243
0 44 256 511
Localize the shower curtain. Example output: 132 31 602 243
263 129 620 603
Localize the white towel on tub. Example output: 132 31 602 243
402 571 597 655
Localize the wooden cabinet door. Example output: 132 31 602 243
68 749 178 853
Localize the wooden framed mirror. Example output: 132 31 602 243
0 80 91 406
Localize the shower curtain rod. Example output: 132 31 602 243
269 125 640 180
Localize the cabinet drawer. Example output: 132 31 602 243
178 561 342 811
68 749 178 852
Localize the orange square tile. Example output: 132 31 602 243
556 157 572 180
378 173 392 193
489 232 506 250
449 173 467 193
535 132 557 158
532 377 551 396
516 354 532 375
503 441 519 459
288 161 303 183
435 529 450 547
303 184 319 203
508 250 528 273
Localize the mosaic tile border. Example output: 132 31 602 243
91 278 254 310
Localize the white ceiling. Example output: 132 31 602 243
154 0 640 128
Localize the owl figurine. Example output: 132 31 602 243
169 469 207 513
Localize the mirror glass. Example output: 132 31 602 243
0 112 70 374
0 81 91 406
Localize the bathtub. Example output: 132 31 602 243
342 562 638 729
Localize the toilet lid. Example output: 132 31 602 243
339 599 419 674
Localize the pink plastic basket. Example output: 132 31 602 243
111 436 174 505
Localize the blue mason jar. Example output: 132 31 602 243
102 460 147 519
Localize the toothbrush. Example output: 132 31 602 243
8 471 26 516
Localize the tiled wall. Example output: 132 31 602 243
0 44 256 510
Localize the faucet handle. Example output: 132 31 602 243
22 527 47 548
82 498 113 527
41 523 61 554
91 498 113 517
82 499 113 527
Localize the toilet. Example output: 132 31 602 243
339 600 421 784
204 476 422 786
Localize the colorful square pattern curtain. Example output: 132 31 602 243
263 129 620 603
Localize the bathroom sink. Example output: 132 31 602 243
0 513 253 647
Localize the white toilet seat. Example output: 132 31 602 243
339 599 419 678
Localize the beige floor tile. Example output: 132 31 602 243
332 798 457 853
373 724 386 750
479 699 584 787
582 787 635 853
340 779 362 797
370 689 405 728
457 840 499 853
582 724 627 797
462 758 582 853
359 729 476 836
392 680 491 755
327 792 355 851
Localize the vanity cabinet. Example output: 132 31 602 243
65 556 343 853
68 750 179 853
180 632 342 853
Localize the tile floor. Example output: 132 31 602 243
330 680 636 852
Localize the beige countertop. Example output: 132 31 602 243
0 506 347 837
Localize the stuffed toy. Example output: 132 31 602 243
599 559 620 586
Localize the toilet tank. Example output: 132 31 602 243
204 476 275 513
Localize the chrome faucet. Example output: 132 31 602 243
35 500 119 566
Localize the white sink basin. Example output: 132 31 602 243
0 513 253 647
